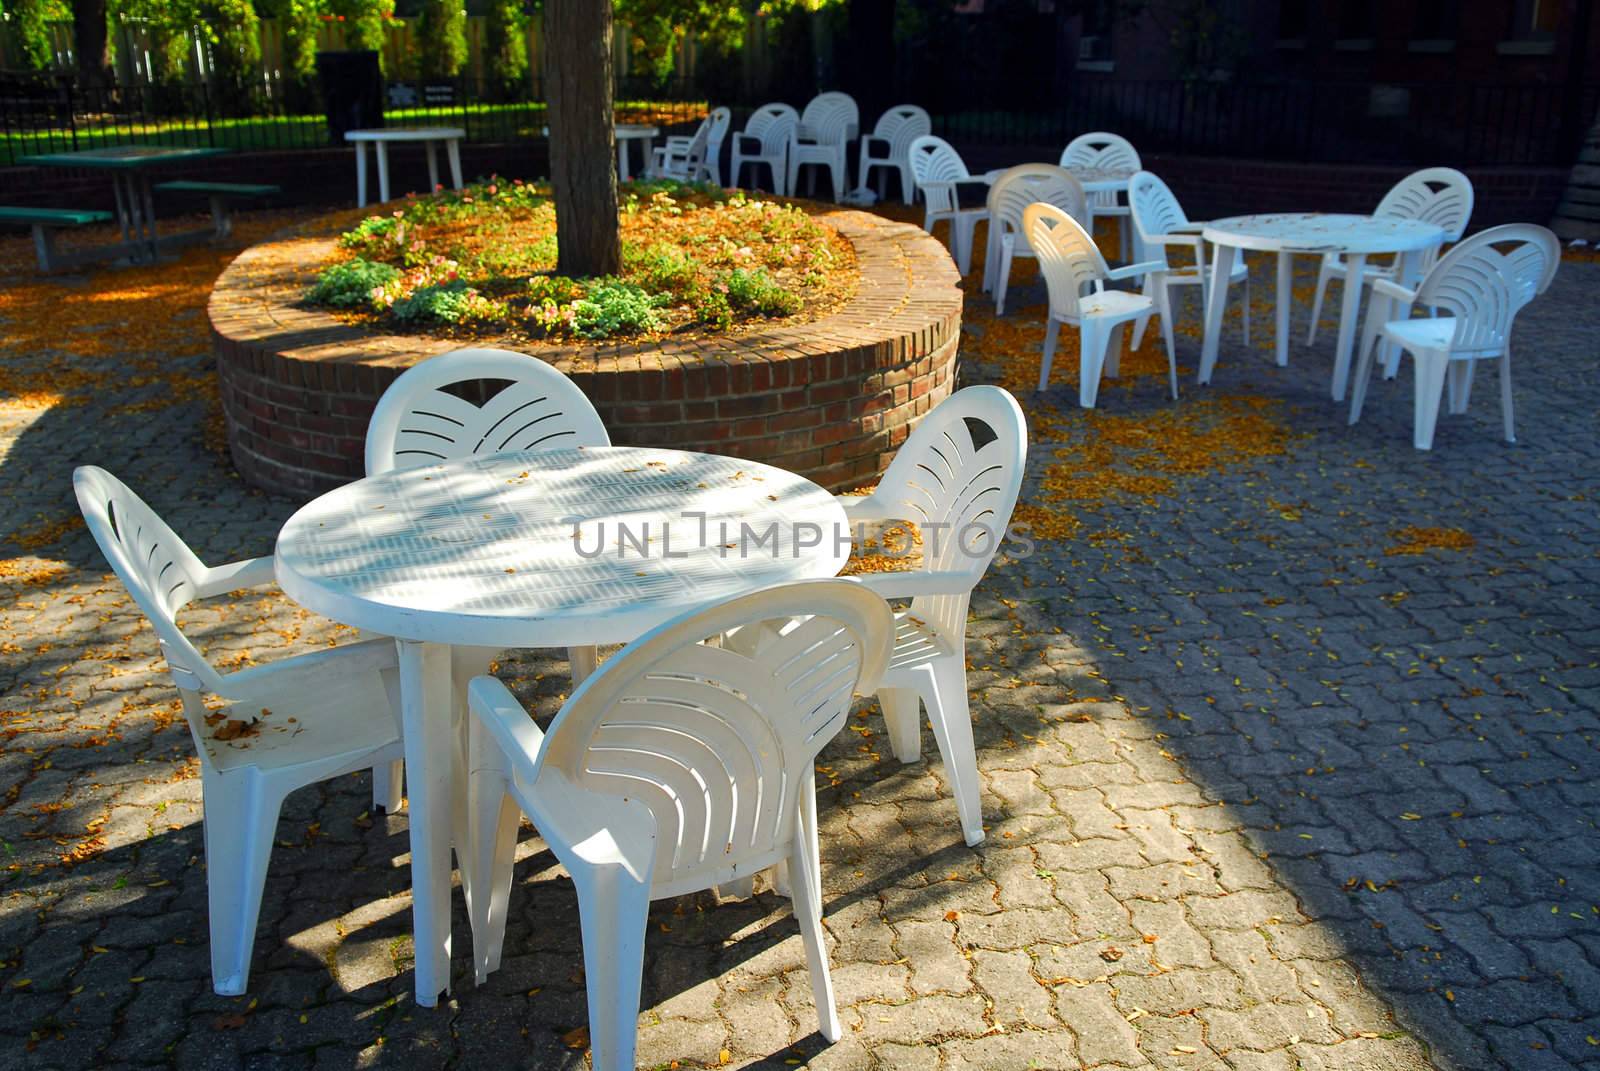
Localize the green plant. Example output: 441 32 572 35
569 280 668 338
390 279 500 323
722 267 800 316
307 258 400 308
624 242 697 293
483 0 529 100
417 0 467 80
3 0 60 71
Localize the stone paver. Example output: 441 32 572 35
0 213 1595 1070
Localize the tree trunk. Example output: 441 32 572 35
546 0 620 278
72 0 110 87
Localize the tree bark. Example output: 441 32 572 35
546 0 620 278
72 0 110 87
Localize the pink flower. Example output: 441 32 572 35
435 184 444 192
486 185 497 195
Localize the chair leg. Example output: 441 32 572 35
787 156 800 200
789 815 841 1043
1240 271 1251 348
994 242 1013 315
954 216 977 276
571 864 652 1071
879 688 922 763
1306 260 1332 345
1412 350 1449 450
569 645 598 687
1103 322 1127 379
920 656 984 846
202 770 283 996
1499 351 1515 443
1080 320 1109 409
900 164 915 206
372 758 404 812
1131 275 1154 351
1159 282 1179 397
1348 329 1385 427
1447 360 1475 415
1039 319 1061 392
801 764 822 909
467 755 522 985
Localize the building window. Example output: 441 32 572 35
1277 0 1309 41
1413 0 1458 40
1509 0 1559 40
1077 0 1115 70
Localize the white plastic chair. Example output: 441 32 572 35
857 104 931 205
730 102 798 195
1308 167 1474 345
74 466 405 996
366 346 611 679
840 386 1027 846
648 107 729 184
465 580 892 1071
787 91 859 202
982 164 1088 315
908 135 990 275
1126 169 1250 368
1348 223 1558 450
1025 202 1171 407
1059 132 1142 260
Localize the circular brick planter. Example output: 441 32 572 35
209 209 963 500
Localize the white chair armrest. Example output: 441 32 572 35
844 570 975 599
1369 277 1417 304
195 555 276 598
468 676 547 786
216 637 398 705
1168 221 1206 233
839 494 903 524
1105 258 1165 281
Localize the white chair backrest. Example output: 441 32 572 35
744 103 799 156
798 91 858 146
869 386 1027 638
1375 167 1474 242
530 580 891 893
988 164 1088 251
1413 223 1559 356
1127 170 1192 258
1059 131 1141 172
365 347 610 475
1026 202 1113 322
705 106 732 151
908 135 972 188
871 104 932 157
74 467 226 753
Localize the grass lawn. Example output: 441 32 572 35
1 100 707 164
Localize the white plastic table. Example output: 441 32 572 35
1198 213 1445 400
539 123 660 181
274 446 850 1005
345 127 466 207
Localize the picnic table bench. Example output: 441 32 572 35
153 180 280 239
0 205 115 273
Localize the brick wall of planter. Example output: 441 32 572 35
209 208 963 500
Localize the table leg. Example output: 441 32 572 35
1331 252 1368 401
376 142 392 204
111 176 132 245
356 143 368 208
617 138 631 182
426 140 441 193
446 139 464 190
398 639 454 1006
1274 251 1292 367
1197 242 1236 385
140 174 158 251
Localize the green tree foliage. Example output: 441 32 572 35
416 0 465 80
328 0 393 70
268 0 322 84
195 0 261 106
2 0 64 70
483 0 529 100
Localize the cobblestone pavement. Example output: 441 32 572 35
0 214 1595 1071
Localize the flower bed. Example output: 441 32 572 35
211 200 963 500
303 179 856 342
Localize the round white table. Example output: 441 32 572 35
275 446 849 1005
540 123 660 181
344 127 466 208
1198 213 1445 400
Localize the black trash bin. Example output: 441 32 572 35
317 50 383 142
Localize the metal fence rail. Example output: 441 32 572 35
2 74 1594 170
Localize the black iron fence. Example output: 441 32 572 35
2 72 1594 170
937 79 1600 169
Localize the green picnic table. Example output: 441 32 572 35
15 145 231 268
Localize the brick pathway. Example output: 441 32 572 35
0 217 1595 1070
